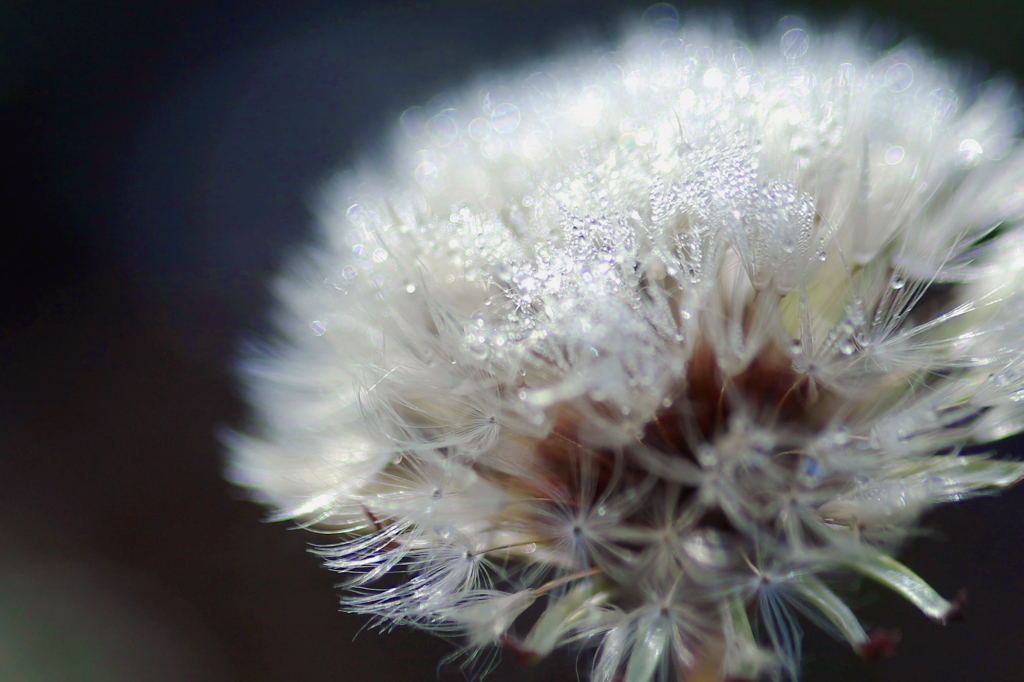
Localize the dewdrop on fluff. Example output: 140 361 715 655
229 9 1024 682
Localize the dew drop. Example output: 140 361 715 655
839 339 855 355
490 103 521 133
884 63 914 92
781 28 809 60
703 68 725 89
434 524 455 539
731 41 753 71
415 160 439 184
958 138 983 168
400 107 426 138
403 280 417 294
467 117 491 141
346 204 364 224
927 87 958 120
642 2 679 31
426 113 458 146
885 146 905 165
797 457 826 486
789 338 803 355
890 276 905 290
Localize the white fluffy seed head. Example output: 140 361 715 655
230 13 1024 682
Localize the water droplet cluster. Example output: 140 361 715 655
232 15 1024 682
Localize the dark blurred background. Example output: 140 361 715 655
3 1 1024 680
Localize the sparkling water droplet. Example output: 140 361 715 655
426 113 458 146
731 41 753 71
789 338 803 355
839 338 855 355
681 529 730 567
703 68 725 89
884 63 914 92
310 320 326 336
958 138 983 168
346 203 364 224
781 28 809 59
927 87 958 120
885 146 905 165
403 280 417 293
490 103 521 133
831 426 851 446
415 160 439 185
891 276 905 290
797 457 826 486
642 2 679 31
467 117 491 141
400 107 426 138
434 524 455 539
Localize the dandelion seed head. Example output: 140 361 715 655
230 11 1024 682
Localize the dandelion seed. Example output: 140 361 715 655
229 10 1024 682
